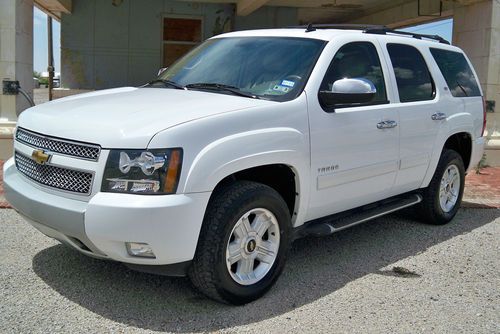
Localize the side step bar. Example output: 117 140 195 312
295 193 422 239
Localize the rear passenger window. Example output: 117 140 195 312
320 42 387 104
430 48 481 97
387 44 435 102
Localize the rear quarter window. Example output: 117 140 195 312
430 48 481 97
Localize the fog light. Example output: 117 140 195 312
125 242 156 258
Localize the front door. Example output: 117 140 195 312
307 40 399 221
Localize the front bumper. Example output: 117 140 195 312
3 158 211 268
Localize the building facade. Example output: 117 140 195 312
0 0 499 163
60 0 298 90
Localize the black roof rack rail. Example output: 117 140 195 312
287 23 388 32
364 27 450 44
286 23 450 45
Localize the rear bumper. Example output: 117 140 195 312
3 158 211 269
468 136 486 173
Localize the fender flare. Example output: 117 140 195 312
420 126 474 188
181 127 310 226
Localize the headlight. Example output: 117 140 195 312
102 148 183 194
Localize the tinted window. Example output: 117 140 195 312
430 48 481 97
320 42 387 104
159 37 326 102
387 44 435 102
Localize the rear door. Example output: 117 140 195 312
379 42 443 194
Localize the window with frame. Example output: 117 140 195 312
320 41 388 106
387 43 435 102
163 17 202 67
429 48 481 97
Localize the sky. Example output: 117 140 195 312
401 18 453 44
33 7 61 74
31 10 452 75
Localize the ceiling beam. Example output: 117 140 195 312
34 0 72 21
237 0 271 16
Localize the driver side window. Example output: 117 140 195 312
320 42 387 104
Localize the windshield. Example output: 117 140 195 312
157 37 326 102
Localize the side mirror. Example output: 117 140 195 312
157 67 168 76
319 78 376 111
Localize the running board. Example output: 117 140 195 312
296 194 422 238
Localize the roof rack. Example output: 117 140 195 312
288 23 387 32
288 23 450 45
364 26 450 44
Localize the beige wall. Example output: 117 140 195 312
453 0 500 159
346 0 456 29
0 0 34 121
0 0 34 160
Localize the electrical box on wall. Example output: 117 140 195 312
2 80 20 95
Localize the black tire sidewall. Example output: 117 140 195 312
427 150 465 223
213 186 291 304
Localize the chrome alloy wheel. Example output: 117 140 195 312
225 208 280 286
439 164 460 213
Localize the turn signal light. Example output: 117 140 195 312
164 149 182 193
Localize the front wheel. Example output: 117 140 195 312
189 181 291 304
419 149 465 225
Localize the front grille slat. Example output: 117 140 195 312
16 128 100 161
15 152 93 195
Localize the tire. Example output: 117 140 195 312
188 181 292 305
419 149 465 225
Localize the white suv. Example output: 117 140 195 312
4 25 486 304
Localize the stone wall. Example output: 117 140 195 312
0 0 34 121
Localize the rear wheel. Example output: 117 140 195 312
419 149 465 225
189 181 291 304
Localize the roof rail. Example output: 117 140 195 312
288 23 387 32
286 23 450 45
364 27 450 44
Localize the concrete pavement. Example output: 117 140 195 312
0 208 498 333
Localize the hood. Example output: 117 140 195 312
18 87 272 148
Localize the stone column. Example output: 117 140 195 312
453 0 500 165
0 0 33 159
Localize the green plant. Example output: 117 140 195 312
475 152 488 174
39 77 48 86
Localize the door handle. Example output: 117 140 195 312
431 112 447 121
377 120 398 129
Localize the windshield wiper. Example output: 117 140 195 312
185 83 258 99
456 80 468 97
147 79 185 90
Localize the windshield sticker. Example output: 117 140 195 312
273 85 290 93
281 80 295 88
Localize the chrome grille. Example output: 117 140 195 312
15 152 93 195
16 127 101 161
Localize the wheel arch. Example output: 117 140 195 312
211 164 300 219
442 132 472 170
421 130 473 188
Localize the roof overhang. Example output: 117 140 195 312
34 0 72 21
176 0 418 20
176 0 461 24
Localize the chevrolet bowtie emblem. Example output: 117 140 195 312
31 149 50 165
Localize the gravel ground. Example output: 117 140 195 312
0 208 499 334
